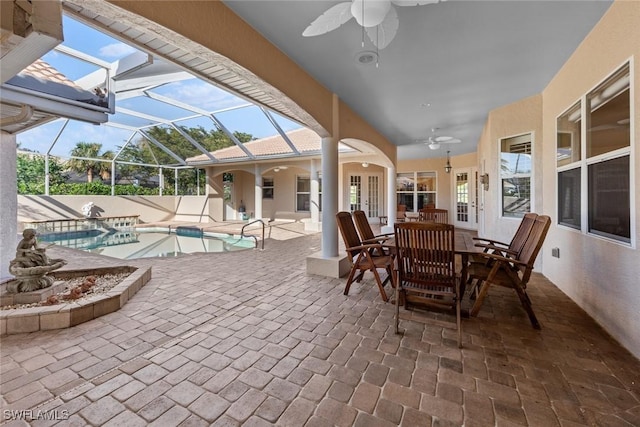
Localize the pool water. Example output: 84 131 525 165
39 230 254 259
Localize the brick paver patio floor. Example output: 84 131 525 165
1 223 639 426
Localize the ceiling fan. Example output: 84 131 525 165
303 0 444 50
423 128 461 150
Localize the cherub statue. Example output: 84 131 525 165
14 229 49 267
7 229 67 293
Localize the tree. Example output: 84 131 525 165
114 126 254 193
66 142 113 182
17 154 66 194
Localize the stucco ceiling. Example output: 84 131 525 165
223 0 612 160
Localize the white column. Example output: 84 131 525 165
174 168 179 195
310 159 320 225
1 132 18 280
254 164 263 220
321 136 339 258
382 164 397 234
159 167 163 196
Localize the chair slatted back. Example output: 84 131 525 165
394 222 456 291
353 210 376 242
336 211 362 261
419 208 449 224
515 215 551 282
509 212 538 256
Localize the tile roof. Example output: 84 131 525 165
18 59 83 90
188 127 321 162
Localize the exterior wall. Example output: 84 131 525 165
206 173 225 222
17 195 188 226
476 94 543 245
173 196 211 223
540 1 640 359
477 1 639 358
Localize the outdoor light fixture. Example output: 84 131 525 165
362 162 369 168
444 150 452 174
480 173 489 191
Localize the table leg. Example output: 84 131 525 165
459 253 469 298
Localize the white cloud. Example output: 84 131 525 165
99 43 136 59
170 81 245 111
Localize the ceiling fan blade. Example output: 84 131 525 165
302 2 353 37
366 6 398 49
392 0 440 6
434 136 461 143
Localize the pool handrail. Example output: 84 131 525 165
241 219 266 250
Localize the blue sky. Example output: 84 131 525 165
17 15 301 159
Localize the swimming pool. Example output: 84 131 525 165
39 229 255 259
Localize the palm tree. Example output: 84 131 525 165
67 142 112 182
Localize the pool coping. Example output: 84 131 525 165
0 265 152 335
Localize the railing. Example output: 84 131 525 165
24 215 139 235
241 219 266 250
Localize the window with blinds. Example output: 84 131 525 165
500 133 532 218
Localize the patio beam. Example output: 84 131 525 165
143 91 255 159
260 107 300 155
138 129 186 166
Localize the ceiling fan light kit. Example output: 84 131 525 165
351 0 391 27
423 128 462 150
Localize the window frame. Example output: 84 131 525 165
498 132 534 219
395 171 437 212
555 60 634 247
262 176 274 199
295 174 321 212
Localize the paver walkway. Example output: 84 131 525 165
1 223 639 426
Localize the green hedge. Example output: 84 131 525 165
18 182 175 196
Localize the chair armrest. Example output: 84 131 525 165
362 235 392 244
376 232 395 238
473 251 528 267
472 237 509 247
474 242 518 256
346 243 385 252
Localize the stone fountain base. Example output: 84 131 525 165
0 265 151 335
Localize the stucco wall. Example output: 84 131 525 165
476 1 639 358
17 195 200 226
476 94 543 245
540 0 640 358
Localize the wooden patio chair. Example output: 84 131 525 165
466 212 539 293
353 210 393 255
393 222 462 347
472 212 538 259
396 204 407 222
419 208 449 224
467 215 551 329
336 211 395 302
